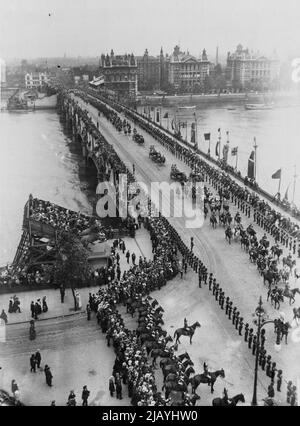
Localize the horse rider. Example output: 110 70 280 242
223 388 231 405
203 362 210 381
184 318 189 330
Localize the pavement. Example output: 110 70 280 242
0 230 153 406
73 93 300 400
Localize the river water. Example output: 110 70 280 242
0 102 300 265
138 101 300 206
0 110 93 265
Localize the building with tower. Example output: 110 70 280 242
136 48 169 91
99 50 138 99
226 44 280 90
168 45 212 91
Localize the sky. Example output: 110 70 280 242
1 0 300 61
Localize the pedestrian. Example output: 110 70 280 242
60 285 65 303
86 303 91 321
252 335 257 355
42 296 48 313
115 375 122 400
277 370 282 392
0 309 8 324
109 375 115 397
132 163 135 175
30 301 35 318
44 365 53 387
266 356 272 377
287 381 293 404
35 350 41 369
81 385 90 406
67 390 76 406
290 386 297 406
30 354 37 373
50 400 56 406
126 250 130 264
131 252 136 265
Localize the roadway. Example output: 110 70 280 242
72 92 300 404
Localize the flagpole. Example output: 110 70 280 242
278 168 282 199
160 107 162 127
218 129 221 161
195 115 198 151
292 165 297 205
235 148 238 171
253 137 258 182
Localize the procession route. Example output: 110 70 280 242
70 93 300 404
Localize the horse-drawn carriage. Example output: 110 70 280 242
132 129 144 145
170 164 188 183
149 145 166 164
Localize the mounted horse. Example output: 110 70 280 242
173 321 201 344
189 369 225 394
283 286 300 305
282 257 296 274
212 393 245 406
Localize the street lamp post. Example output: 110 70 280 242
251 296 281 406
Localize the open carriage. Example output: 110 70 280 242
149 145 166 164
132 129 145 145
170 164 188 183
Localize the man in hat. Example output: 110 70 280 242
35 350 42 369
44 365 53 387
81 385 90 406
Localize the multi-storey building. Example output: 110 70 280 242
136 48 168 91
25 72 49 89
99 50 138 99
226 44 280 89
168 45 212 90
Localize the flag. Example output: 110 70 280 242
163 112 168 118
231 147 238 156
215 141 220 157
247 151 255 179
204 133 211 141
272 169 281 179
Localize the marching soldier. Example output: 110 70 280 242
220 292 225 310
235 311 240 329
212 279 217 296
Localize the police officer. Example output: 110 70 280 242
215 285 220 301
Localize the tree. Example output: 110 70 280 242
53 231 91 310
